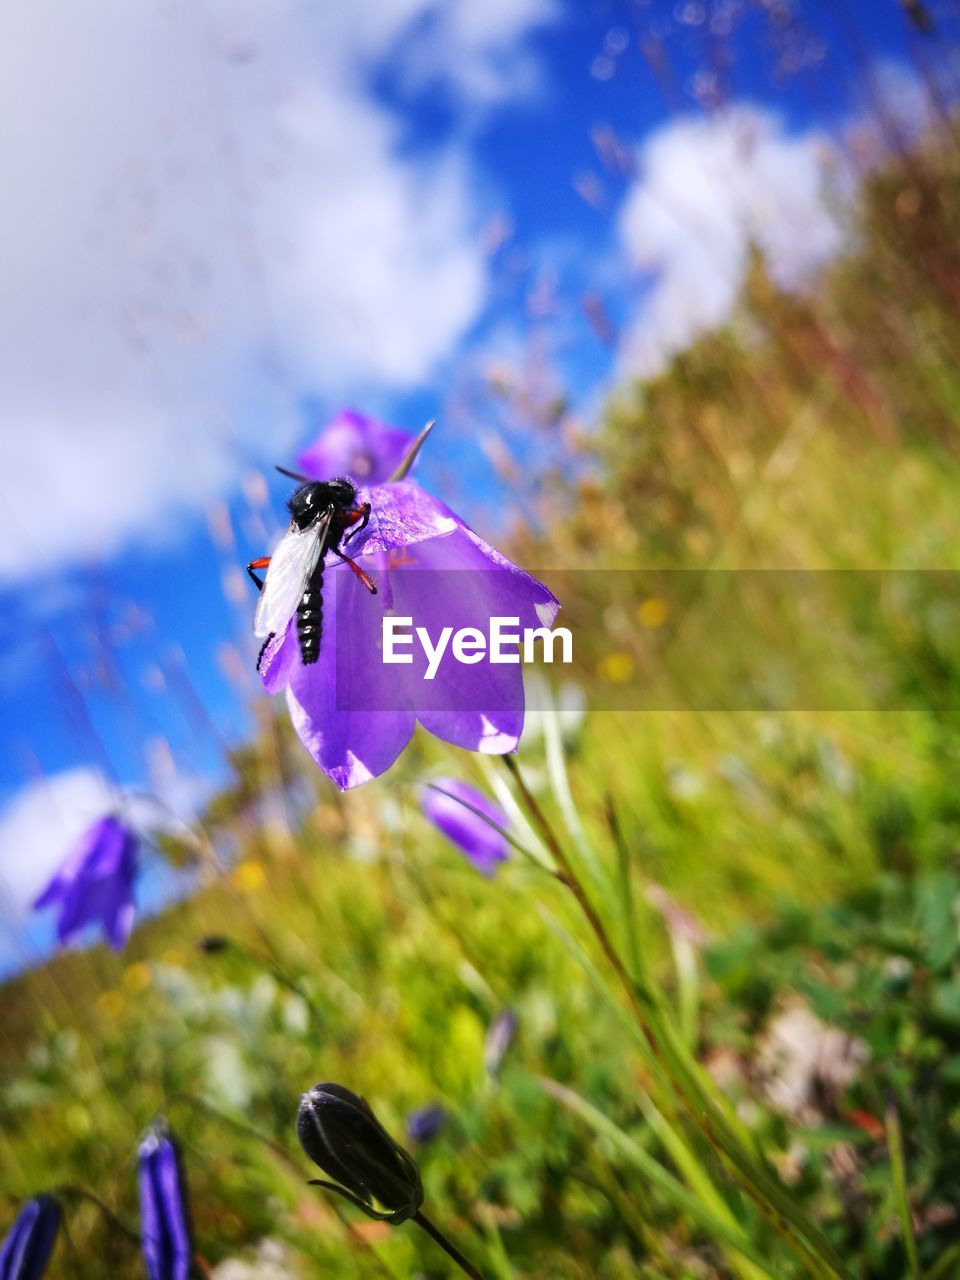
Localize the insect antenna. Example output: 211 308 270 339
275 465 312 483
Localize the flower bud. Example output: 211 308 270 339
0 1195 60 1280
138 1127 192 1280
296 1083 424 1222
421 779 509 878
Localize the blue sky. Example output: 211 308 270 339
0 0 956 969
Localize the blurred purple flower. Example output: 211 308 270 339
484 1009 518 1078
258 480 560 790
297 409 415 487
138 1129 192 1280
32 815 138 951
405 1102 447 1145
0 1195 60 1280
422 779 509 877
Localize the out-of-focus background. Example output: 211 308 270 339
4 1 960 1276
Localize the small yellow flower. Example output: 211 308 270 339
96 990 124 1020
123 962 152 994
232 860 266 893
598 652 635 683
637 597 669 629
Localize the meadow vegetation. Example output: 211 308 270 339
3 133 960 1276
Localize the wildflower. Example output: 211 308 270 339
0 1195 60 1280
258 477 560 790
405 1103 447 1145
138 1128 193 1280
484 1009 518 1078
422 779 509 877
296 1083 423 1223
297 409 414 487
32 815 138 951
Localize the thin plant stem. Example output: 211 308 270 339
422 782 558 877
502 756 648 1027
50 1185 141 1248
413 1210 486 1280
605 794 643 981
503 754 852 1280
885 1098 920 1280
52 1187 210 1280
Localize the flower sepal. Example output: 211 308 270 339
305 1178 417 1225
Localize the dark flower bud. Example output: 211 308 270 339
138 1127 193 1280
405 1103 447 1146
196 935 230 954
297 1083 424 1223
0 1195 60 1280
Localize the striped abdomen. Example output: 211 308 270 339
296 558 325 664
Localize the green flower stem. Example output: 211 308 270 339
503 755 852 1280
605 795 644 983
50 1185 141 1249
885 1098 920 1280
413 1210 487 1280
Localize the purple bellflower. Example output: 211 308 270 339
405 1102 447 1145
422 778 509 877
0 1196 60 1280
138 1128 193 1280
297 409 415 487
32 815 138 951
258 478 560 790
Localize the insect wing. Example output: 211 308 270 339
253 524 324 638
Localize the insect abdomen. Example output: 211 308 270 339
297 560 325 665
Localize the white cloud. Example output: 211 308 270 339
617 105 846 375
0 767 116 922
392 0 558 105
0 0 555 583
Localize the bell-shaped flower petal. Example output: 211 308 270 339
422 779 509 877
283 565 417 790
0 1195 60 1280
138 1129 192 1280
297 410 415 487
32 815 138 951
259 481 559 790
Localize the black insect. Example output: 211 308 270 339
248 469 377 669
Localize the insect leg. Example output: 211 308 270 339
247 556 271 592
332 549 378 594
343 502 372 545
